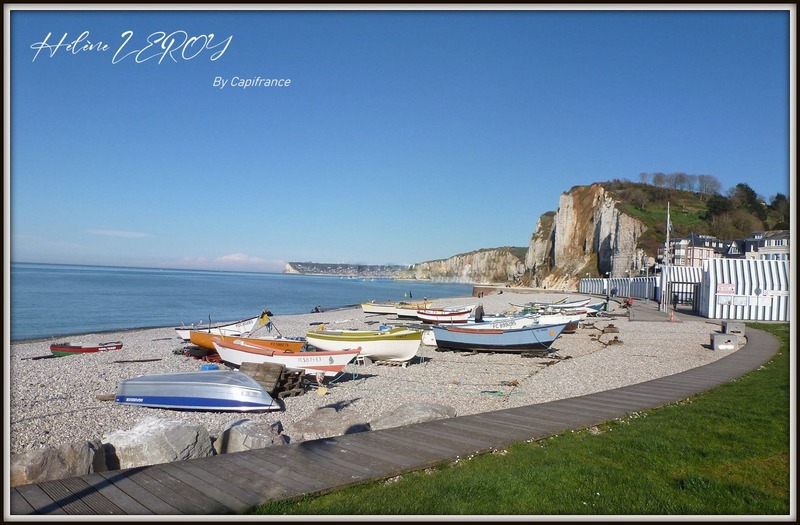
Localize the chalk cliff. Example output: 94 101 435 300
402 247 526 284
523 184 647 289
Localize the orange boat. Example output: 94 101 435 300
188 330 306 352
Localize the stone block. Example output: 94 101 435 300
723 321 745 336
712 333 738 351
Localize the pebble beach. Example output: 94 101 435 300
8 292 737 457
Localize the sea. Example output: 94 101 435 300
9 263 475 342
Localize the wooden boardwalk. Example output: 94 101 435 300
9 322 780 516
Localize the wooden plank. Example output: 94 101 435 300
548 395 648 417
406 422 499 450
585 390 672 412
125 466 229 514
468 409 573 436
184 452 298 503
35 479 102 515
616 382 711 402
79 472 154 514
506 404 604 427
222 451 309 499
104 468 211 514
525 399 628 421
329 432 428 470
369 428 465 459
286 439 385 478
236 448 330 494
265 444 371 487
9 489 36 515
10 484 65 515
150 461 258 513
59 477 127 515
95 470 181 514
436 417 537 443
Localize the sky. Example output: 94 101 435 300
5 5 795 273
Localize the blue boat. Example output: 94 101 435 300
430 322 569 353
114 370 280 412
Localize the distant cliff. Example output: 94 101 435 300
284 262 409 278
400 247 526 284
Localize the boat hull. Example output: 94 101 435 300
189 331 306 352
416 307 473 324
213 339 361 377
361 301 431 315
114 370 279 412
175 315 259 342
305 327 422 362
50 341 123 357
430 323 568 353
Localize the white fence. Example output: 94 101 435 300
699 259 791 322
579 260 791 321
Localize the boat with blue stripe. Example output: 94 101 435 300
114 370 280 412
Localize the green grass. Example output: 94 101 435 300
250 323 791 516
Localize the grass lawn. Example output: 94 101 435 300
251 323 792 517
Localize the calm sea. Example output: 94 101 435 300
9 263 475 342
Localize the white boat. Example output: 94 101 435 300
114 370 280 412
511 298 592 312
416 306 475 324
305 326 422 362
459 313 581 333
213 339 361 377
361 300 432 315
174 314 261 342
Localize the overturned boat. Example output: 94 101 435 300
114 370 280 412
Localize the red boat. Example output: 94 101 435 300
49 341 124 357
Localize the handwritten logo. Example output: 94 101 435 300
30 30 233 64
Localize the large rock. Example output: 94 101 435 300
102 416 214 470
10 440 106 487
370 403 457 431
285 407 370 442
213 419 288 454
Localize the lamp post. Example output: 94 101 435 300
627 269 633 300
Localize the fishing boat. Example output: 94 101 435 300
416 305 475 324
584 301 608 314
49 341 123 357
305 326 422 362
174 315 260 342
394 304 425 319
188 330 306 352
212 339 362 377
361 300 432 315
511 298 592 312
430 322 569 353
114 370 280 412
458 312 581 333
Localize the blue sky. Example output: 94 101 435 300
6 6 794 273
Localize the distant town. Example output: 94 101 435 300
284 262 412 278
